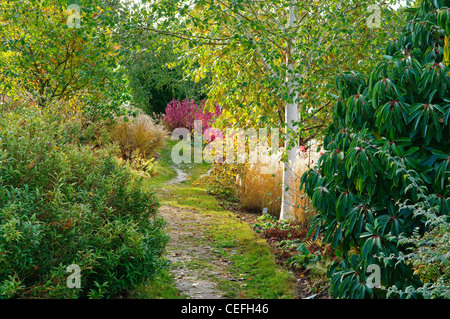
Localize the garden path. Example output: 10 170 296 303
159 167 234 299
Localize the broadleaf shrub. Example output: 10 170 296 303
0 106 168 298
301 0 449 299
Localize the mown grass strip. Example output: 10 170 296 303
131 269 187 299
159 183 296 299
136 141 296 299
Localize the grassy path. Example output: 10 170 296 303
131 141 296 299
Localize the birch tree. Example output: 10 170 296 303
133 0 404 220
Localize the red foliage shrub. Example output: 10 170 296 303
163 98 222 133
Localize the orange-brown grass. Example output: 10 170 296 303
236 163 283 217
112 113 169 160
235 146 322 226
291 150 321 227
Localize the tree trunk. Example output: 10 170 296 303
279 80 299 221
280 4 299 221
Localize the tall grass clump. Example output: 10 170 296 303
236 163 283 217
112 113 169 161
213 145 322 225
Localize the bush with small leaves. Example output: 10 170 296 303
383 199 449 299
0 105 168 298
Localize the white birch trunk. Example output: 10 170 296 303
279 4 299 221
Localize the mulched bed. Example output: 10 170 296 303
259 223 334 299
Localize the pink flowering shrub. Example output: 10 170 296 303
163 98 222 133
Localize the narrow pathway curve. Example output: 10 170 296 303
149 156 297 300
167 166 189 184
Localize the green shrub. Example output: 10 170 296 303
0 106 168 298
301 0 449 299
384 199 449 299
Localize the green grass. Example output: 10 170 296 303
143 140 179 186
189 193 295 299
131 269 187 299
138 140 296 299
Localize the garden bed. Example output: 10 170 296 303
216 197 334 299
256 220 334 299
